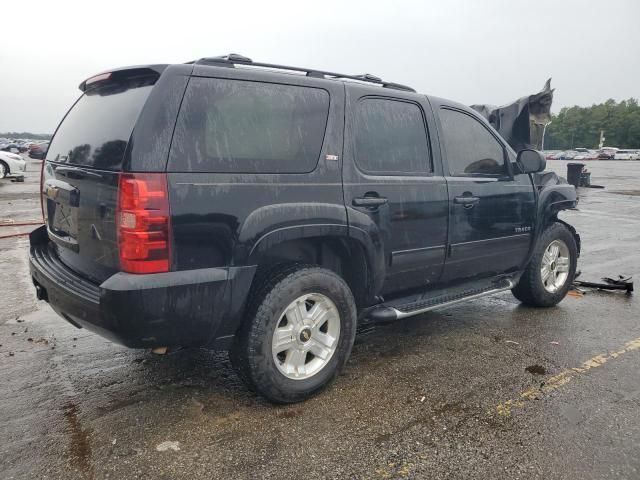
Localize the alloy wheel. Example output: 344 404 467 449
271 293 341 380
541 239 571 293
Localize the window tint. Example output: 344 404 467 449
47 77 156 170
168 78 329 173
354 98 430 174
439 108 506 176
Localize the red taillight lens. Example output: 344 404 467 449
117 173 171 274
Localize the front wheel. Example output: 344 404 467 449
512 222 578 307
0 162 8 179
230 264 357 403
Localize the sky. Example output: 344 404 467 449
1 0 638 133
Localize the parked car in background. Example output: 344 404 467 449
597 148 617 160
0 142 20 153
560 151 578 160
28 142 49 159
614 150 639 160
0 151 27 178
574 150 595 160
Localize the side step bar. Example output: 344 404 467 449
366 278 516 323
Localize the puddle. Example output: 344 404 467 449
607 190 640 196
62 401 94 477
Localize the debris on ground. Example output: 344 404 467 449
505 340 520 345
0 219 44 239
155 441 181 452
573 275 633 294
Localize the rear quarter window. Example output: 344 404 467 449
168 77 330 173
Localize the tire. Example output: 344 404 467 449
0 161 8 179
512 222 578 307
230 264 357 403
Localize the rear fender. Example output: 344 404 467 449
243 204 385 305
242 202 349 264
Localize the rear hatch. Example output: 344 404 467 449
43 69 160 283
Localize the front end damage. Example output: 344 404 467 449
471 79 554 152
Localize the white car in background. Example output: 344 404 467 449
0 151 27 179
613 150 639 160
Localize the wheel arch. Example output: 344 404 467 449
247 228 377 308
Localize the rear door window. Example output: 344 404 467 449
439 108 507 176
354 98 431 175
168 78 330 173
47 76 156 170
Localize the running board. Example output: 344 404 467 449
366 278 516 323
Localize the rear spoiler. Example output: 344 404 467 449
471 79 554 152
79 65 168 92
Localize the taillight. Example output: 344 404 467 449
117 173 171 274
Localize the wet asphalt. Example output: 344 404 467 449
0 158 639 479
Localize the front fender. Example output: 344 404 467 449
527 177 579 263
536 182 578 228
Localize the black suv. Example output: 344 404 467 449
29 55 579 403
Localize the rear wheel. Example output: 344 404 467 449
230 264 357 403
0 161 8 179
512 222 577 307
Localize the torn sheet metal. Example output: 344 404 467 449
471 79 554 151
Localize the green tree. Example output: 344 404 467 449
545 98 640 149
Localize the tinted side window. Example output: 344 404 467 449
439 108 506 176
168 77 330 173
354 98 430 174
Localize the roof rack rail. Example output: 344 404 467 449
191 54 416 92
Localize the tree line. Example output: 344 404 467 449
545 98 640 150
0 132 52 140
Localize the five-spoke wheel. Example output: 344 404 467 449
512 222 578 307
540 239 571 293
272 293 341 380
230 265 356 403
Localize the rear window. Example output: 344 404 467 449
168 77 330 173
47 76 156 170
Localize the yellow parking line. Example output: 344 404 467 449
492 336 640 417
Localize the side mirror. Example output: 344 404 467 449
516 149 546 174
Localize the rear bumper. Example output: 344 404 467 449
29 226 255 349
